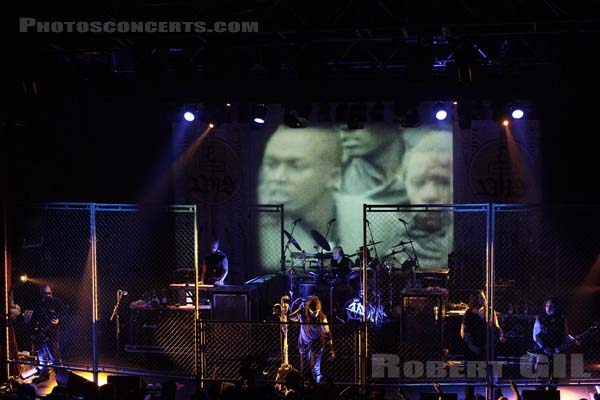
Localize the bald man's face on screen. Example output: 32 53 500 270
259 127 340 214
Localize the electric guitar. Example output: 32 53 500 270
31 318 58 348
527 322 599 357
274 295 296 392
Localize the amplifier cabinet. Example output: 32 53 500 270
210 286 258 321
400 290 446 361
128 306 209 350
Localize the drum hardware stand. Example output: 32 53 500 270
398 217 421 288
284 224 304 302
109 290 126 354
283 220 302 270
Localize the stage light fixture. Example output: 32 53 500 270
434 102 448 121
284 111 308 128
511 108 524 119
284 104 311 128
508 101 525 120
183 111 196 122
252 104 267 124
202 102 232 125
19 274 28 283
502 119 509 126
394 98 421 127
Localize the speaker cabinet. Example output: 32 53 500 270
129 307 196 349
211 286 258 321
401 290 446 360
55 370 97 397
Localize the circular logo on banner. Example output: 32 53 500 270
469 139 535 203
186 138 241 205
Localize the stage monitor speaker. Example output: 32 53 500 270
213 293 250 321
107 375 147 397
55 370 97 397
522 390 560 400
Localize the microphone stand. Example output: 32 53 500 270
399 218 421 288
283 221 299 268
109 290 125 354
284 221 301 301
365 220 381 319
324 220 334 241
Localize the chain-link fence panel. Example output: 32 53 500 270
364 205 489 384
95 204 197 377
493 205 600 383
7 204 93 378
201 320 358 384
249 205 284 275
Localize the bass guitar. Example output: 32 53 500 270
31 314 59 348
527 322 599 357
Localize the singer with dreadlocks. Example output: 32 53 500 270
289 296 335 383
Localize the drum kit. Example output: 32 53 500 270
283 229 394 325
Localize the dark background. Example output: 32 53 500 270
2 1 600 205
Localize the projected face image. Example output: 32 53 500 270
259 127 339 216
405 153 452 204
255 114 453 274
402 130 453 232
339 126 394 159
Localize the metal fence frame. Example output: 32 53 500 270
3 202 600 397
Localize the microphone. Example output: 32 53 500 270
327 218 336 224
398 217 407 224
293 218 302 224
118 290 128 296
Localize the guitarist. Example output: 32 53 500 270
30 285 64 382
532 296 574 389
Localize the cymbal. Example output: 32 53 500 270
392 240 414 248
365 240 383 247
291 251 315 259
284 230 302 252
382 249 403 259
313 253 332 260
310 229 331 251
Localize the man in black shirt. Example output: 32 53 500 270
330 246 354 318
532 296 574 389
330 246 354 281
460 290 504 361
30 285 64 382
200 239 229 286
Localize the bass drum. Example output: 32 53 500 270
343 298 387 326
